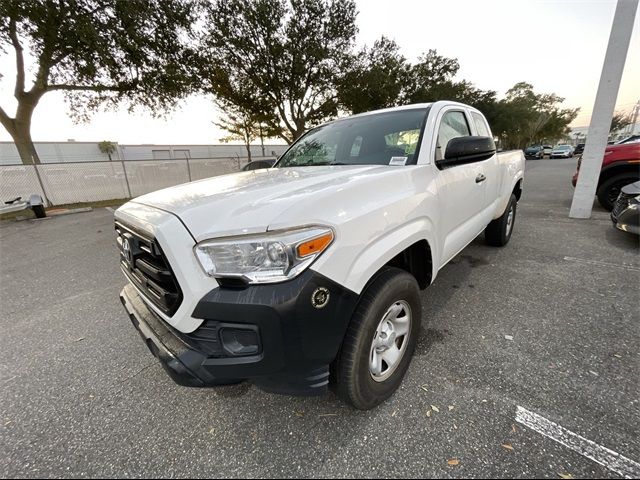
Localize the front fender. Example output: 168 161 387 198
347 218 437 293
311 217 438 294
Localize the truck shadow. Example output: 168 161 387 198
414 238 489 355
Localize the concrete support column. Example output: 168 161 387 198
570 0 638 218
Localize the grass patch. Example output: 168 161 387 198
0 198 130 222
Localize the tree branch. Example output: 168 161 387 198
9 18 26 97
48 84 128 92
0 105 14 132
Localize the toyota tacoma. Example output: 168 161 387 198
116 102 525 409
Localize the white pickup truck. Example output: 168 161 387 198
117 101 525 409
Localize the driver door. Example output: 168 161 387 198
434 109 490 264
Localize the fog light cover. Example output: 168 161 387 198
220 328 260 356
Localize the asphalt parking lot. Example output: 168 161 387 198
1 158 639 479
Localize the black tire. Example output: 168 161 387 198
597 174 639 211
485 194 517 247
333 267 421 410
32 204 46 218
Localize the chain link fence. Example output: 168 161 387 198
0 156 262 207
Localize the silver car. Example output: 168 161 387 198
550 145 574 159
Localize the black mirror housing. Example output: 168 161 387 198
440 136 496 167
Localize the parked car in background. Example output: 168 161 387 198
574 143 585 155
524 145 544 159
242 159 277 171
572 141 640 210
615 135 640 145
550 145 574 158
542 145 553 157
611 181 640 235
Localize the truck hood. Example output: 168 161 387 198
131 166 410 241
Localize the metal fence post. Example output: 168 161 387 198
186 157 192 182
121 160 132 198
33 163 51 206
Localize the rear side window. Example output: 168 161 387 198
471 112 491 137
436 111 471 161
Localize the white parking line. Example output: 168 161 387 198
516 406 640 479
105 207 114 213
563 256 640 272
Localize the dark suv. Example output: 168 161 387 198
524 145 544 159
241 159 277 171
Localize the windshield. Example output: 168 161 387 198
555 145 571 150
615 136 640 144
277 108 429 168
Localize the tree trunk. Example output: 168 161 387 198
259 125 265 156
8 121 41 165
0 94 42 165
245 138 252 162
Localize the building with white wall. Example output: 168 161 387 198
569 121 640 145
0 141 289 165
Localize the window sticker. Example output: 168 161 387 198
389 156 408 166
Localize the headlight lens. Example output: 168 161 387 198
194 226 334 284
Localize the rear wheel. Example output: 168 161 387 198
485 194 517 247
597 174 639 211
333 267 421 410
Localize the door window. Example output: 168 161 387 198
435 111 471 162
471 112 491 137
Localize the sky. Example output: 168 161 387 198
0 0 638 145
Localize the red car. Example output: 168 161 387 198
572 142 640 211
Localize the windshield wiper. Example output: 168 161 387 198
302 161 348 166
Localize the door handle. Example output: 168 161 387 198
475 174 487 183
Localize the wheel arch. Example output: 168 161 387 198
345 219 438 294
597 162 640 190
513 178 523 201
383 239 433 290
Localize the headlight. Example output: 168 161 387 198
194 226 334 284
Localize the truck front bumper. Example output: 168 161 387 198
120 269 359 396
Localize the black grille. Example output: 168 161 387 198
612 192 634 219
116 222 183 316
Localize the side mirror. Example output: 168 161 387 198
439 136 496 167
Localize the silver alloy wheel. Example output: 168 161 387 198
506 205 515 236
370 300 412 382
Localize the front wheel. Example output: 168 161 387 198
597 174 639 211
485 194 517 247
332 267 421 410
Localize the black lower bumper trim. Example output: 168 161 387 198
121 286 207 387
120 269 359 396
